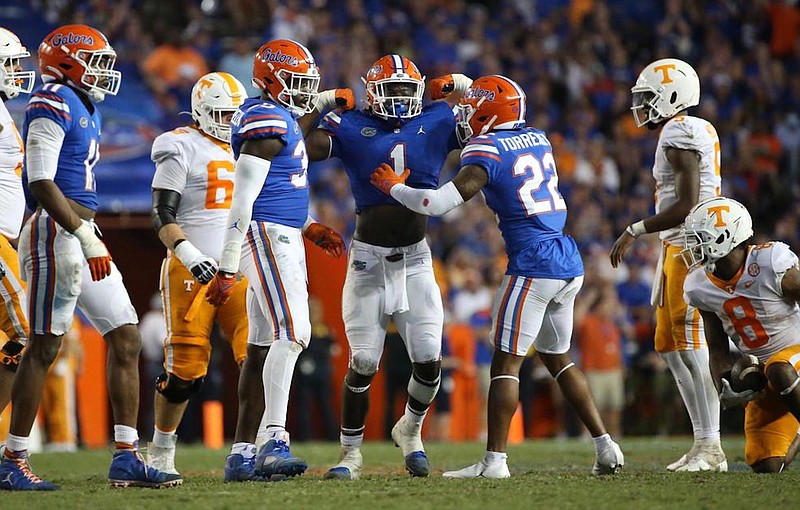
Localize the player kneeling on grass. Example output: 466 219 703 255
682 197 800 473
370 75 623 478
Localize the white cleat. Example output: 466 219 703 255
592 440 624 476
323 447 363 480
667 442 700 472
146 442 180 476
443 461 510 479
391 416 430 477
676 443 727 472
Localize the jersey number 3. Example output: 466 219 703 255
513 152 566 216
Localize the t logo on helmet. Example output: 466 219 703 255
653 64 676 84
707 205 730 227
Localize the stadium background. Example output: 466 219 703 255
1 0 799 448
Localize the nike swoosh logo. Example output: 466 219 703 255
744 281 755 288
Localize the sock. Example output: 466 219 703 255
153 427 177 448
114 424 139 449
484 451 508 466
403 404 426 427
262 341 302 430
592 433 612 452
231 442 256 459
340 427 365 448
5 434 29 456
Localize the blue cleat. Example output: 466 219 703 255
254 440 307 480
0 454 58 491
224 454 267 482
108 449 183 488
403 451 430 477
391 417 430 477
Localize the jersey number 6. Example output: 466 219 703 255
206 160 234 209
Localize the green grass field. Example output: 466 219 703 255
1 436 792 509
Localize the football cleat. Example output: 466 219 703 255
592 440 624 476
391 416 429 477
224 454 267 482
442 460 510 479
676 442 727 472
667 442 700 472
323 447 363 480
0 454 58 491
146 441 179 476
254 440 307 480
108 449 182 488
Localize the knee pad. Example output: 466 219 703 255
155 372 203 404
349 352 379 377
0 341 23 373
408 370 441 406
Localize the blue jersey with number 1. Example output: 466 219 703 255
320 101 460 213
23 83 101 211
460 128 583 279
230 98 309 228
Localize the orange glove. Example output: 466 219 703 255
429 75 455 100
87 252 112 282
370 163 410 195
74 223 112 281
334 88 356 111
304 223 345 258
206 271 237 306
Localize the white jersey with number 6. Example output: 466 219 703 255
151 125 235 261
684 242 800 363
654 115 721 246
0 101 25 239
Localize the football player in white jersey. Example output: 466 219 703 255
147 72 249 477
0 27 34 420
682 197 800 473
610 58 726 471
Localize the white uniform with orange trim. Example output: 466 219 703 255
0 100 29 346
684 241 800 464
151 126 248 378
652 115 721 352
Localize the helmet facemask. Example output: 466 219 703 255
265 64 320 117
0 52 34 98
196 102 237 143
69 47 121 102
631 87 662 127
367 77 423 120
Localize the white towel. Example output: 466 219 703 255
382 254 409 314
650 243 666 307
553 275 584 304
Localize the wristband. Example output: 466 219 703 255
626 220 647 238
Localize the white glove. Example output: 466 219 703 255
173 240 218 284
719 378 763 409
0 257 5 279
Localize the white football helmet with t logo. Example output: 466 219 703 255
191 72 245 143
631 58 700 127
680 196 753 271
0 27 34 99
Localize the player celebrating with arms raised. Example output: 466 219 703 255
682 197 800 473
205 39 347 482
304 55 471 479
147 72 249 478
370 75 623 478
610 59 726 472
0 24 180 490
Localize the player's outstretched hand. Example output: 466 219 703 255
317 88 356 112
719 378 762 409
206 271 237 306
430 75 455 100
370 163 410 195
304 223 345 258
74 223 112 281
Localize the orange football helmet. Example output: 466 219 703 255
457 75 527 143
38 24 121 102
364 55 425 120
252 39 319 116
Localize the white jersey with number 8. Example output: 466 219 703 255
684 242 800 363
151 125 235 261
654 115 721 246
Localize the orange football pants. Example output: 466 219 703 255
654 244 704 352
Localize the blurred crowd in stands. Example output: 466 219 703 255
31 0 800 439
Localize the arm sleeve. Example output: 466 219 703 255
218 153 270 273
25 117 66 183
389 181 464 217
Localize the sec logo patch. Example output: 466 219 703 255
747 263 760 277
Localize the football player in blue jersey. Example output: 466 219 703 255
304 54 473 479
205 39 350 482
370 75 624 478
0 24 181 490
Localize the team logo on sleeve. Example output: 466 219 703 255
79 117 89 128
360 127 377 137
747 263 760 277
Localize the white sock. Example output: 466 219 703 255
262 341 303 429
231 442 256 459
153 427 176 448
114 424 139 447
661 349 720 442
484 451 508 466
5 434 29 454
340 427 364 448
403 404 426 427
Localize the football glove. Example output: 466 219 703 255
206 271 237 306
0 258 5 279
304 223 345 258
317 88 356 112
173 240 218 284
719 377 762 409
73 223 112 281
370 163 410 195
430 74 473 100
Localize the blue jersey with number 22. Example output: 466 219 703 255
460 128 583 279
